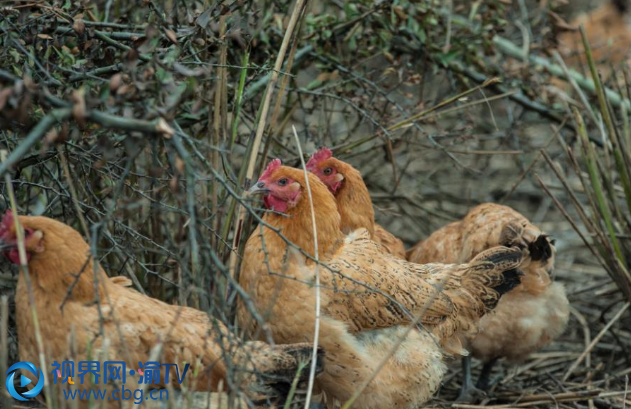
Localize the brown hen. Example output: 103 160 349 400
237 160 524 409
556 0 631 86
306 148 406 258
407 203 570 401
0 211 322 408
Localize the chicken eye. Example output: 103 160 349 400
278 178 288 186
323 167 333 175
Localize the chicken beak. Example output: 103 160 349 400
248 181 271 196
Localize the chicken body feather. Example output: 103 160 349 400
239 164 524 408
306 148 406 258
556 0 631 88
407 203 570 398
2 213 321 408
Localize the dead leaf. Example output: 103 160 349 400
549 10 576 30
0 88 13 111
71 89 87 128
73 19 85 35
94 159 106 170
45 128 59 144
315 70 340 83
165 29 178 44
59 122 69 143
116 84 134 97
169 175 179 193
126 48 139 65
393 6 407 21
109 73 123 93
156 118 174 138
142 67 155 81
175 156 185 174
383 66 397 76
23 75 36 91
149 167 163 177
37 34 53 40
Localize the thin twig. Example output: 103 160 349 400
2 151 52 408
494 35 631 111
57 147 89 237
0 296 11 409
0 108 73 178
291 125 321 409
228 0 310 279
563 302 630 381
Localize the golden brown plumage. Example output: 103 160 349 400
321 230 524 347
237 161 524 408
306 148 406 258
0 212 322 407
407 203 569 400
374 224 407 259
556 0 631 86
109 275 133 287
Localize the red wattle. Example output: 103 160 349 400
5 248 29 264
263 195 288 213
331 181 342 193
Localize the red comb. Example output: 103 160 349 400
260 158 282 181
0 210 14 238
306 147 333 169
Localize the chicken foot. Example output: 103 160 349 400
456 356 487 403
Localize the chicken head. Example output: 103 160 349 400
306 147 345 194
0 211 45 264
248 158 302 212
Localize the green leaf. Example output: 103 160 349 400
9 49 20 63
416 27 426 44
259 30 269 44
343 3 357 17
306 79 323 89
349 36 357 51
435 50 460 66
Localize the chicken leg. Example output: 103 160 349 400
476 357 499 391
456 356 487 403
